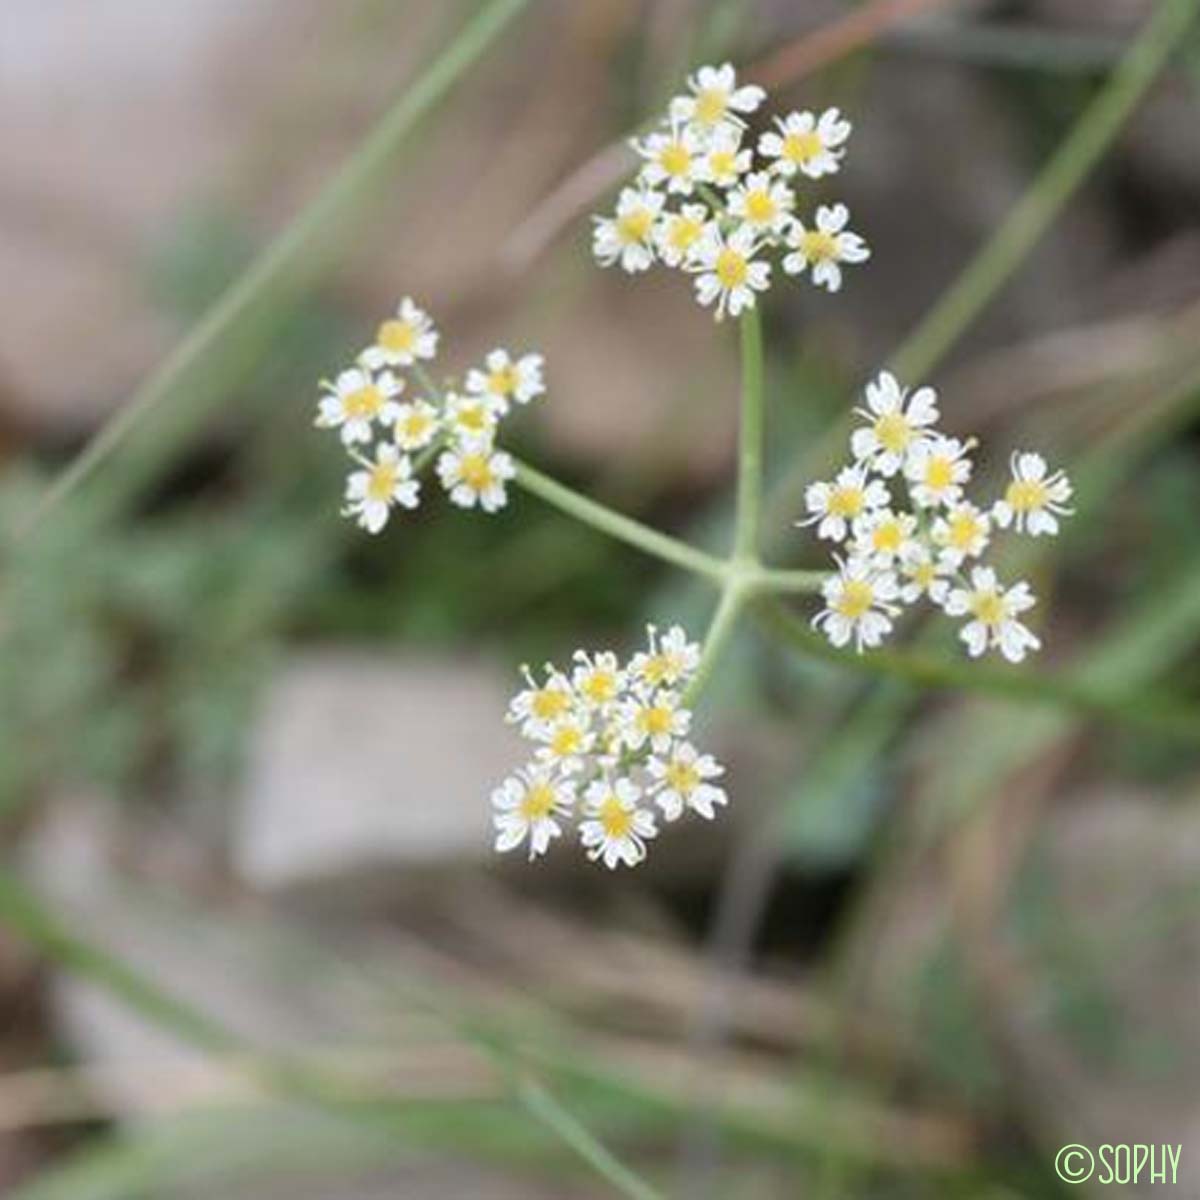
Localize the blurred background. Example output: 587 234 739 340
1 0 1199 1196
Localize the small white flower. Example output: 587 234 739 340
437 437 516 513
648 742 726 821
758 108 851 179
782 203 870 292
905 435 974 509
944 566 1040 663
445 391 501 444
692 225 771 320
492 766 575 860
629 624 701 692
654 203 716 268
799 464 889 542
992 451 1074 537
932 501 991 565
342 443 419 534
533 713 595 774
571 650 625 710
633 121 705 195
813 557 901 652
851 508 918 567
593 186 665 273
695 125 752 188
618 689 691 754
727 171 795 236
670 63 765 133
850 371 940 476
317 367 404 446
391 399 441 452
465 349 545 412
580 777 657 869
898 542 952 605
360 297 438 369
507 665 576 737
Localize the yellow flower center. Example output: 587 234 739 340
618 208 654 245
398 411 432 441
531 688 571 721
873 412 911 454
487 364 519 397
366 462 397 503
783 130 823 165
912 562 936 589
708 149 736 180
1005 478 1048 513
377 319 417 354
344 384 383 419
694 88 728 126
459 453 495 493
872 520 904 554
659 141 692 178
827 485 865 519
519 783 556 821
640 653 681 687
581 671 617 704
665 761 700 795
550 725 583 757
716 247 748 288
947 512 981 551
668 216 704 254
924 457 954 491
456 404 491 434
835 579 875 620
971 590 1006 626
744 189 777 225
639 705 673 737
800 230 838 263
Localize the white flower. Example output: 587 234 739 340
580 778 657 869
851 508 918 567
465 349 545 412
534 713 595 774
782 204 870 292
932 501 991 565
391 399 441 451
507 665 576 737
317 367 403 446
905 435 974 509
571 650 625 710
799 464 889 542
492 766 575 860
692 225 770 320
648 742 726 821
633 121 705 195
850 371 940 476
593 186 665 273
436 437 516 512
727 170 794 236
654 203 716 268
670 63 765 133
813 557 901 652
695 125 752 188
944 567 1040 663
342 443 419 533
444 391 501 444
898 542 952 605
629 624 701 692
992 452 1074 537
618 689 691 754
360 297 438 369
758 108 850 179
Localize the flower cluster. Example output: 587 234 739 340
492 625 728 868
315 297 545 532
592 62 869 319
802 372 1073 662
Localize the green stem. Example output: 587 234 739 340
511 459 726 584
733 306 765 562
17 0 533 540
749 566 826 594
684 584 746 706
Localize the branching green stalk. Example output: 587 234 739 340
17 0 534 540
512 459 727 583
732 307 765 562
684 584 747 706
